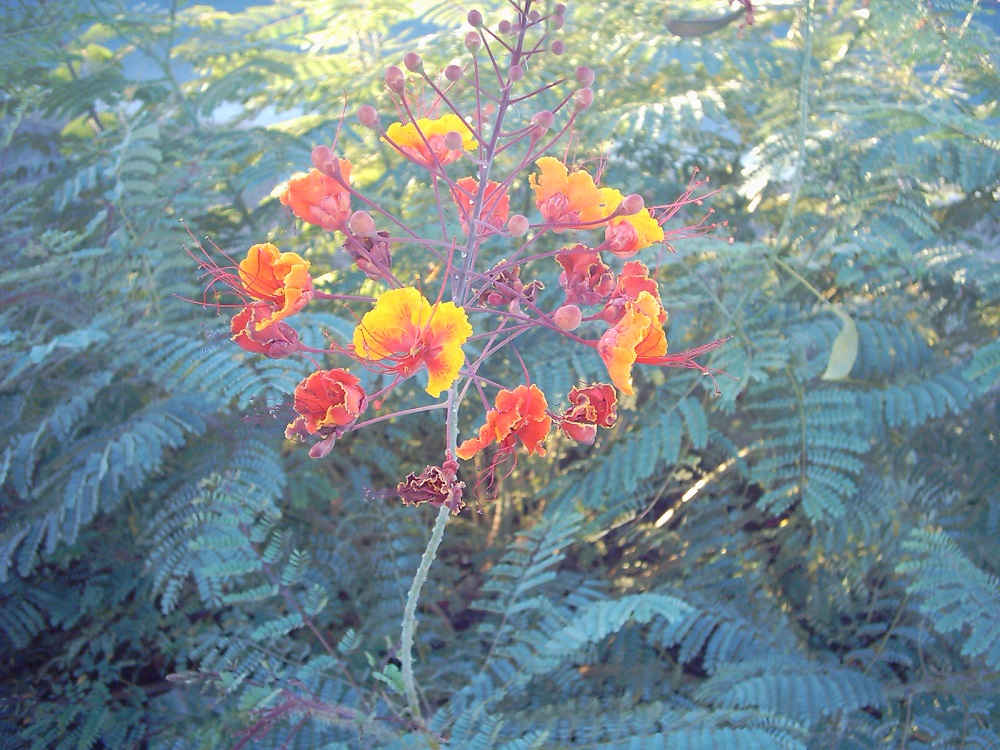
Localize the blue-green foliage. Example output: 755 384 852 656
2 0 998 748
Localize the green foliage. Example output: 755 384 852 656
2 0 998 748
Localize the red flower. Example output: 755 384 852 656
279 165 352 233
556 244 615 306
230 305 299 358
397 454 466 515
558 383 618 444
598 261 665 325
456 384 551 460
451 177 510 234
285 369 367 458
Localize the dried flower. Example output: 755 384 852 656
556 244 615 306
344 231 393 281
397 454 466 514
479 261 543 309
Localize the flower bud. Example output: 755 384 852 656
509 64 524 83
349 210 376 237
444 131 465 151
550 14 564 30
574 87 594 111
553 304 582 332
507 214 530 237
385 65 405 93
528 10 541 22
554 3 567 12
531 110 555 131
498 19 511 34
575 66 595 86
467 9 483 27
357 104 380 129
551 40 565 55
619 193 645 215
465 31 481 51
310 146 345 181
404 52 422 72
445 64 463 82
311 145 334 174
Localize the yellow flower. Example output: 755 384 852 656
529 156 605 230
600 188 664 257
597 290 668 395
384 114 478 167
352 287 472 398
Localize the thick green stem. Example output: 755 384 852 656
400 504 451 718
400 390 459 719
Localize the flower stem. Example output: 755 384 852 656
399 503 450 719
400 389 459 719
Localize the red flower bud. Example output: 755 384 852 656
508 214 530 237
553 304 582 331
346 211 373 239
619 193 645 215
404 52 422 72
357 104 381 129
385 65 405 93
575 66 596 86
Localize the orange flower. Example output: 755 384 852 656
384 114 478 168
558 383 618 444
599 188 664 257
279 165 352 233
238 243 313 330
352 287 472 398
230 305 299 358
285 368 368 458
450 177 510 234
529 157 605 231
456 384 551 459
597 291 668 395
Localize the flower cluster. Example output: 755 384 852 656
197 2 730 508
